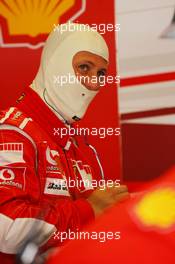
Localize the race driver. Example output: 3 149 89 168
0 23 128 262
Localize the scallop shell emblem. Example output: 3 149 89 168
0 0 75 37
134 187 175 231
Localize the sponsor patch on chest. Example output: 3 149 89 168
0 166 26 190
44 177 70 196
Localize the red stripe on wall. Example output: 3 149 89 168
121 107 175 121
120 72 175 87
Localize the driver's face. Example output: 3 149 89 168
72 51 108 91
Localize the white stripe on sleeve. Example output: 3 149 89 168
0 214 56 254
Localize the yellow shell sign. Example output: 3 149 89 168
134 187 175 231
0 0 86 48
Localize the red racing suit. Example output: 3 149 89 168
0 87 96 262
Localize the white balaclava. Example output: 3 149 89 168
32 23 109 123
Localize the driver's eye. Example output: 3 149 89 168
97 70 106 77
78 64 90 72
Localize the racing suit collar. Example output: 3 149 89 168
16 86 70 148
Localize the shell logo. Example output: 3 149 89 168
0 0 86 49
134 187 175 232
